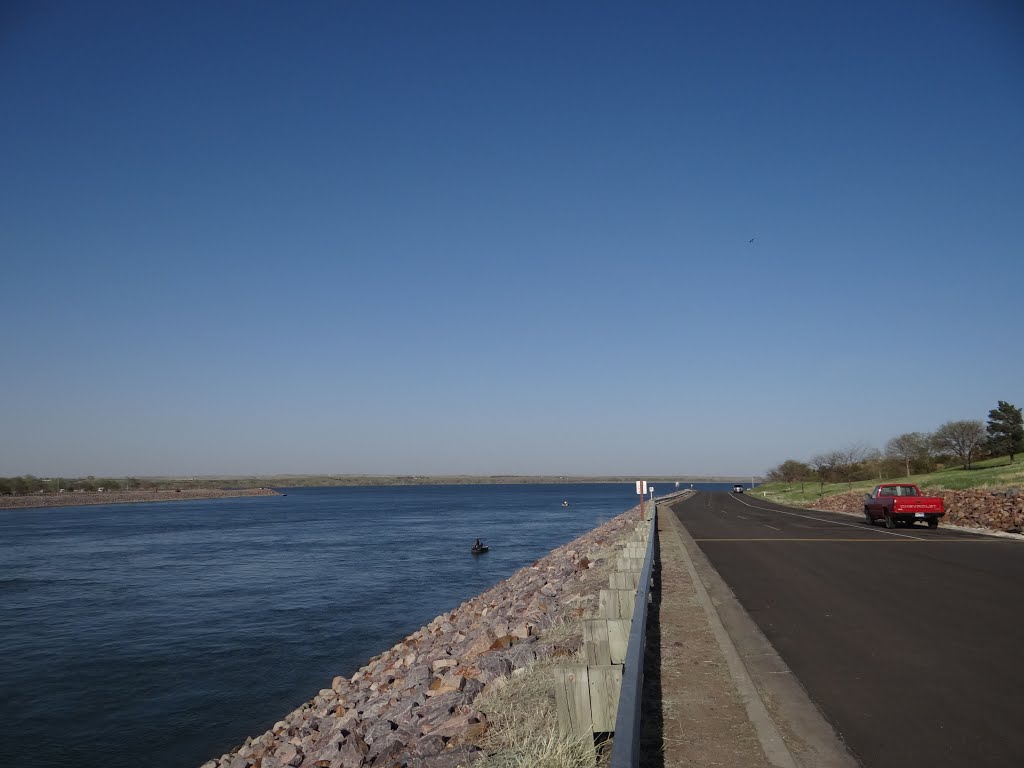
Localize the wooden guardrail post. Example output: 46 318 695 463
616 555 644 571
554 665 594 739
588 665 623 732
609 570 640 590
583 618 630 665
599 588 635 620
554 662 624 738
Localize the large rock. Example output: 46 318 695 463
336 732 369 766
274 742 303 767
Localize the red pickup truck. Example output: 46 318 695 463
863 484 945 529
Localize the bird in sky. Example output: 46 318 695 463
748 236 756 244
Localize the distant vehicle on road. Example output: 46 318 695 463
732 484 745 493
863 483 945 529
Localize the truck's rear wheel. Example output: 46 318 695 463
885 513 896 529
928 518 939 529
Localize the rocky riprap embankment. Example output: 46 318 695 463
202 507 645 768
808 488 1024 532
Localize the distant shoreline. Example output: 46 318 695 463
0 476 760 510
0 488 280 511
107 474 759 488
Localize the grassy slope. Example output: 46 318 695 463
756 454 1024 506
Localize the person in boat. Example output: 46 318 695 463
474 538 483 549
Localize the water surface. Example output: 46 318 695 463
0 483 725 767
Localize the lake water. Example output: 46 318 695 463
0 482 730 768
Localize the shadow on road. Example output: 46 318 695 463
638 527 664 768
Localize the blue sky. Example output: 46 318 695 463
2 1 1022 477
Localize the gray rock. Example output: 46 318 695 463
275 742 303 767
414 734 447 757
358 698 388 720
460 679 484 703
401 663 430 688
366 728 414 766
419 746 484 767
476 655 512 682
416 690 469 723
386 697 420 724
364 717 397 744
337 732 369 766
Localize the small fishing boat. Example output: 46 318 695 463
471 543 489 554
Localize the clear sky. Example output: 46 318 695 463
2 1 1022 478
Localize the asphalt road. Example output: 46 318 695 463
665 492 1024 768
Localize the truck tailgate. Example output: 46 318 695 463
894 498 943 513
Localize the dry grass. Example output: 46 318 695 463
461 527 644 768
472 627 607 768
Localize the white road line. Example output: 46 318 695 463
762 524 782 531
730 493 926 541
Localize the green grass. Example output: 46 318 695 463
756 454 1024 505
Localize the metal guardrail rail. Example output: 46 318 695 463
608 502 657 768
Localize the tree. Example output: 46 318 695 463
778 459 812 491
986 401 1024 463
833 443 874 488
860 447 888 481
932 420 986 469
885 432 931 477
809 451 844 493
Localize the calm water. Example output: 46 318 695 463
0 483 729 768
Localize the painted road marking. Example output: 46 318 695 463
694 538 1010 543
729 493 927 540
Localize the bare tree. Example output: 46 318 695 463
834 443 874 488
779 459 812 491
809 451 844 493
885 432 931 477
932 420 986 469
861 447 885 481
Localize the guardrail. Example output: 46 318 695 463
553 497 661 763
552 490 698 765
607 501 657 768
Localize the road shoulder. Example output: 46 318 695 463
660 502 861 768
644 504 774 768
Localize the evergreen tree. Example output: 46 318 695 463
986 400 1024 463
